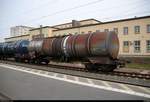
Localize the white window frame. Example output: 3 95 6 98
146 40 150 53
135 26 140 34
147 24 150 33
123 27 128 35
134 40 140 53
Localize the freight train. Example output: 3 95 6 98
0 32 125 72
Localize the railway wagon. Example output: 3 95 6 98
0 42 16 59
0 40 29 61
14 40 30 62
0 43 4 59
28 31 120 72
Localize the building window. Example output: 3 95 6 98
75 32 78 35
81 32 85 34
135 26 140 34
114 28 118 34
65 25 68 28
96 30 100 32
123 41 129 53
104 29 109 32
134 40 140 53
123 27 128 35
88 31 92 34
146 40 150 53
69 25 72 27
147 24 150 33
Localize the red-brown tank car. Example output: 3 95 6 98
27 32 122 72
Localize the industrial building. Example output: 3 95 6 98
5 15 150 57
5 34 30 42
10 26 34 37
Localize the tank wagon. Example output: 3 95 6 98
0 42 16 59
14 40 30 62
0 32 124 72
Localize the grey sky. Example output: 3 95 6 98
0 0 150 42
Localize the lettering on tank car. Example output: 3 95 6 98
92 47 106 53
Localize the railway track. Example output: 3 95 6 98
47 63 150 80
0 60 150 87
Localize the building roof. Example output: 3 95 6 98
29 15 150 32
30 18 100 31
52 18 101 27
29 26 58 31
53 15 150 31
11 25 34 29
5 34 30 40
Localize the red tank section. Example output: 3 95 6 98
64 32 119 59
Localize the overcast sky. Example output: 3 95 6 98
0 0 150 42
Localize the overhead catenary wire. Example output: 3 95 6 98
101 10 150 21
0 0 150 37
98 2 150 21
1 0 147 26
22 0 105 24
58 0 149 24
21 0 57 14
22 0 149 25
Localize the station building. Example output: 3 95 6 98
4 15 150 58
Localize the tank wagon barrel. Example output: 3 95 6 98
28 31 119 59
14 40 30 61
0 40 29 60
0 42 16 58
0 43 4 59
63 31 119 59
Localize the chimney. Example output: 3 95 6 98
40 25 42 35
72 20 80 27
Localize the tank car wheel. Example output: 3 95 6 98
20 59 24 63
34 59 49 65
29 59 35 64
15 58 20 62
4 57 7 60
65 57 69 62
85 63 98 72
15 58 18 62
41 59 49 65
60 56 65 62
99 65 116 72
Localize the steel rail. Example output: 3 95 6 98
0 60 150 88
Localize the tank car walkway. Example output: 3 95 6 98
0 63 150 100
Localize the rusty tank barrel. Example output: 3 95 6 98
28 40 43 54
62 32 119 59
28 32 119 59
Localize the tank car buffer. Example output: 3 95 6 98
0 32 125 72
